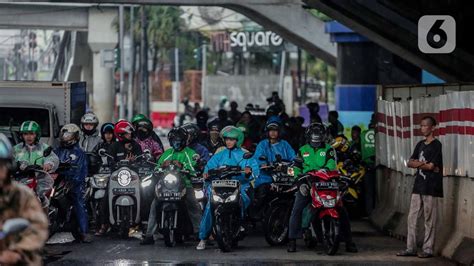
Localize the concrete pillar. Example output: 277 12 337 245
325 21 421 133
92 52 114 123
87 7 118 123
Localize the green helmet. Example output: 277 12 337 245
131 114 148 125
19 121 41 141
220 126 244 147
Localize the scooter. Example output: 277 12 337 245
86 156 112 226
99 149 150 238
207 152 253 252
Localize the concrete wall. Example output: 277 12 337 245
370 167 474 264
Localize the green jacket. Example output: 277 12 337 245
157 147 197 188
294 143 337 177
13 142 59 171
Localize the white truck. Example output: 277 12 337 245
0 81 87 147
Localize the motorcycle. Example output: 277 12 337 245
86 155 112 226
14 147 54 205
338 159 366 218
48 160 83 240
208 152 253 252
99 149 150 238
299 169 350 255
258 155 297 246
153 160 195 247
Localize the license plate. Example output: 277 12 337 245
112 188 135 194
315 182 339 190
212 180 239 188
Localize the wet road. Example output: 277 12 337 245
44 220 454 265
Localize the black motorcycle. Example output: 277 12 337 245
208 153 252 252
153 161 195 247
258 155 297 246
48 160 82 240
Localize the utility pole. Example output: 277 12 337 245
201 43 207 108
127 6 134 121
119 5 125 119
174 48 180 114
278 50 286 100
140 6 149 116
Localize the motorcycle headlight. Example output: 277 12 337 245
141 174 153 188
164 174 178 186
93 174 109 188
212 194 224 203
117 170 132 187
225 194 237 203
321 196 337 208
194 189 204 200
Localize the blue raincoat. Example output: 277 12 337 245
198 147 259 240
54 144 89 234
253 139 296 188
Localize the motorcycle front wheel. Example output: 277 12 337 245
264 204 289 246
215 214 235 252
163 211 177 247
118 207 130 239
321 216 340 255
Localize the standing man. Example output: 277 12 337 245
397 116 443 258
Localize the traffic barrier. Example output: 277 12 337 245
372 90 474 264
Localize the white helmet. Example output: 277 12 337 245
60 123 80 147
80 112 99 134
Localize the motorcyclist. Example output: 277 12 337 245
54 124 91 243
252 119 296 218
196 126 260 250
140 127 202 245
107 120 142 163
0 133 49 265
131 114 164 159
205 123 224 154
13 120 59 210
79 112 102 152
92 122 116 236
181 123 211 163
287 123 357 253
195 110 210 145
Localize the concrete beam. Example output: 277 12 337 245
0 3 89 30
12 0 337 65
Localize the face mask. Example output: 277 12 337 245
171 139 183 150
137 130 149 140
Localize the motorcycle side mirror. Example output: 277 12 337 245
98 149 107 157
294 157 304 166
0 218 30 239
275 154 282 162
43 147 53 157
143 149 151 155
258 156 267 161
192 154 201 162
243 152 253 160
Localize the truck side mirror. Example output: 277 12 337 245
98 149 107 157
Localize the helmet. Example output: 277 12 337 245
81 112 99 135
131 114 148 125
196 111 209 125
168 127 187 151
59 124 80 147
220 126 244 148
100 123 115 141
114 120 135 142
331 135 350 153
19 121 42 141
181 123 200 145
305 123 327 148
0 133 13 161
266 116 282 132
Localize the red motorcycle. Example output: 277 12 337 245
300 169 349 255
